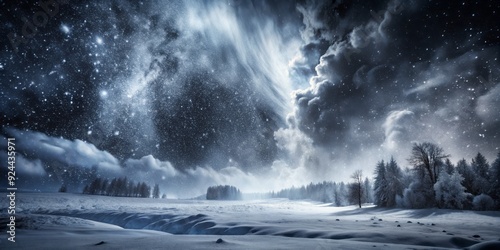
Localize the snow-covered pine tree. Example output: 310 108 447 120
88 177 102 195
82 184 89 194
489 152 500 206
471 153 491 195
444 158 454 175
363 177 373 203
456 159 475 194
373 160 388 207
434 171 469 209
153 184 160 199
338 182 348 206
385 157 403 207
100 179 108 196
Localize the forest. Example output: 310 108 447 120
77 142 500 211
373 142 500 210
273 142 500 211
206 185 242 200
82 177 162 199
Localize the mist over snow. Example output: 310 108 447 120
1 0 499 197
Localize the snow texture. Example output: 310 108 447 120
1 193 499 249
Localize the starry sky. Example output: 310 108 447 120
1 0 499 197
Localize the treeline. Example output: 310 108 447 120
271 179 373 207
374 142 500 210
83 177 162 198
206 185 242 200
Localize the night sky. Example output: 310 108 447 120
1 0 499 197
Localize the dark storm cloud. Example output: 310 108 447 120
289 0 387 86
288 0 500 163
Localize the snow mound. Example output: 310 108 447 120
467 240 500 250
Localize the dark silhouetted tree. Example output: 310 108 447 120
471 152 490 195
88 177 102 195
83 184 89 194
206 185 242 200
456 159 475 194
444 158 454 175
153 184 161 199
83 177 152 198
490 152 500 206
101 179 108 196
58 184 67 193
107 178 117 196
139 182 150 198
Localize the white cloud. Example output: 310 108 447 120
476 84 500 125
404 51 480 95
5 128 309 196
182 1 299 115
6 128 121 174
405 73 447 95
17 155 46 176
124 155 177 179
382 110 415 152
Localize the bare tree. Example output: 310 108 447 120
350 170 364 208
408 142 449 186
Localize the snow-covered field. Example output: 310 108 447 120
1 193 500 249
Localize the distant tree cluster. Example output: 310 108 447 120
206 185 242 200
373 142 500 210
58 184 67 193
271 179 373 207
83 177 161 198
